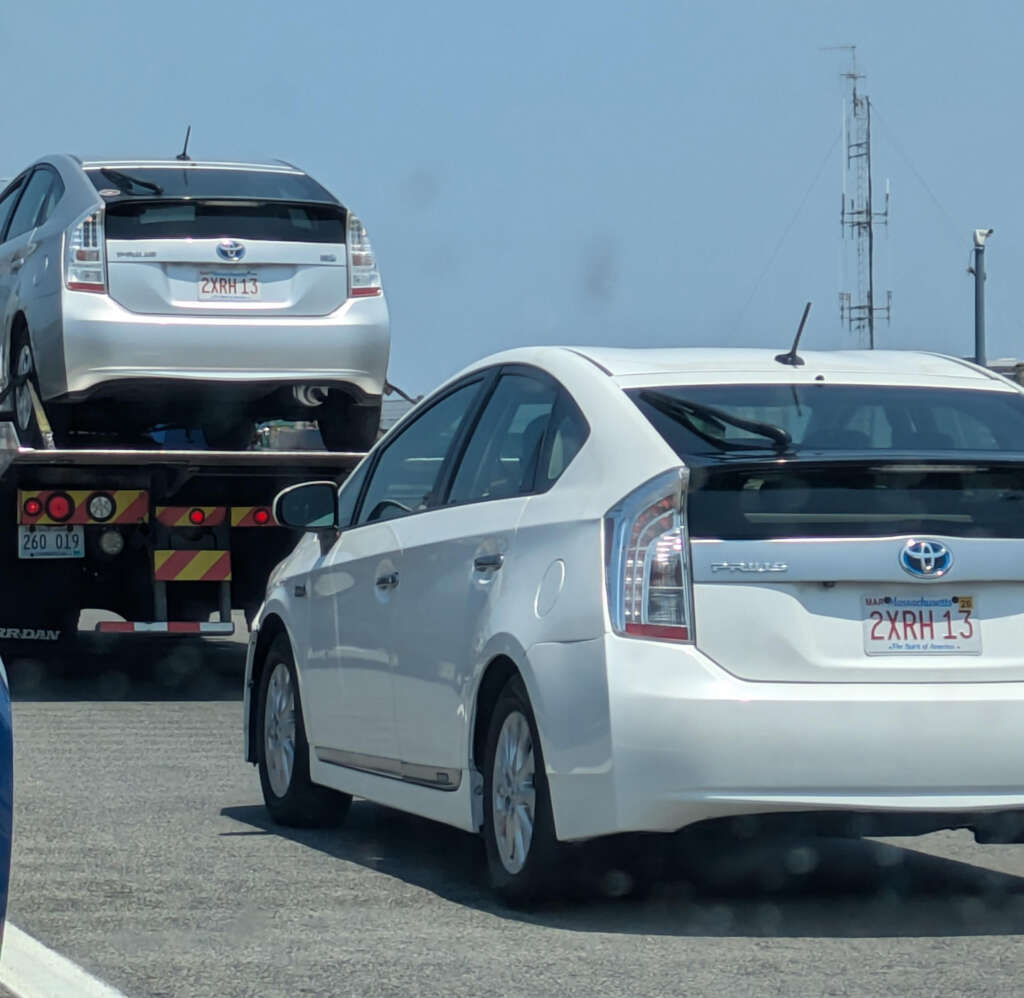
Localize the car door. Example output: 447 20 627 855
303 378 486 774
389 370 565 779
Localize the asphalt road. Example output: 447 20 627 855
5 639 1024 997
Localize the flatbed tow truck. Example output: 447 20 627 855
0 382 362 655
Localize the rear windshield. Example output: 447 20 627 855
688 462 1024 539
104 200 346 243
628 384 1024 457
86 167 337 203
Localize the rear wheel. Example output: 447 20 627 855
317 395 381 451
256 635 351 827
201 417 256 451
9 327 42 447
482 675 563 904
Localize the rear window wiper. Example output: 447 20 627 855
99 168 164 196
639 390 792 453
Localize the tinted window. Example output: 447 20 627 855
357 381 482 524
448 374 557 504
337 459 370 527
630 384 1024 457
35 172 64 227
0 178 25 240
85 167 338 203
104 200 345 243
5 171 53 240
538 393 588 488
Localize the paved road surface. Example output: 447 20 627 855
5 639 1024 997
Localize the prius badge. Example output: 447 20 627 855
899 539 952 579
711 561 788 574
217 239 246 262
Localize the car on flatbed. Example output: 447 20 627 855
246 344 1024 901
0 155 388 450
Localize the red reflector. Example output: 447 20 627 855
46 493 74 522
23 497 42 517
350 287 382 297
188 508 206 525
66 282 106 293
253 508 270 525
624 622 690 641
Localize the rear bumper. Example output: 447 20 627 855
536 634 1024 841
56 289 390 399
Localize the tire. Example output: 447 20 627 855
9 326 42 448
202 418 256 451
482 675 563 904
318 395 381 452
256 634 351 827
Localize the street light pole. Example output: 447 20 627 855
973 228 994 367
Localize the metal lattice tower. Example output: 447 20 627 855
835 47 891 348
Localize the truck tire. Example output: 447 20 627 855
10 326 42 448
317 395 381 452
256 635 351 827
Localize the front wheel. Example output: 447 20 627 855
482 675 563 904
256 635 351 827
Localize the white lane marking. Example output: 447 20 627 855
0 923 129 998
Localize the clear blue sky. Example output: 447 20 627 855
3 1 1021 393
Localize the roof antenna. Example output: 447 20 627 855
775 301 812 367
176 125 192 162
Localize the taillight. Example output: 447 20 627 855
346 212 381 298
605 468 692 642
46 492 74 523
64 207 106 293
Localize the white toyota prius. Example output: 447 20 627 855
244 345 1024 901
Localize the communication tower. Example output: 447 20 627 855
833 46 891 347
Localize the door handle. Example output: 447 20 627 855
375 571 399 590
474 553 504 572
10 257 24 272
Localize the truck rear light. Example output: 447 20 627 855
46 493 74 523
346 213 382 298
605 468 693 642
23 497 42 518
188 508 206 525
87 492 115 522
99 529 124 556
253 508 270 525
64 208 107 293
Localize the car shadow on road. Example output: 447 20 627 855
221 801 1024 938
5 636 246 702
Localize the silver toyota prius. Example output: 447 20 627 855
0 155 390 449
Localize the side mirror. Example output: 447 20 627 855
273 481 339 531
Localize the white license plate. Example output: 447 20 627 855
198 271 260 301
862 593 980 655
18 525 85 560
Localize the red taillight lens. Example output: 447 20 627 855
253 508 270 525
64 208 106 293
23 497 42 517
347 213 382 298
46 493 74 523
188 508 206 525
605 469 692 642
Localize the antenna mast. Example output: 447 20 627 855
832 47 891 348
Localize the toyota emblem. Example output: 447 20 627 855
899 539 952 579
216 239 246 262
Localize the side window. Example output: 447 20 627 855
6 170 54 241
336 458 371 527
448 373 557 504
0 178 26 242
356 380 482 525
35 171 64 228
539 392 588 488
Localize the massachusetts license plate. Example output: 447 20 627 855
198 271 260 300
862 593 980 655
18 525 84 560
